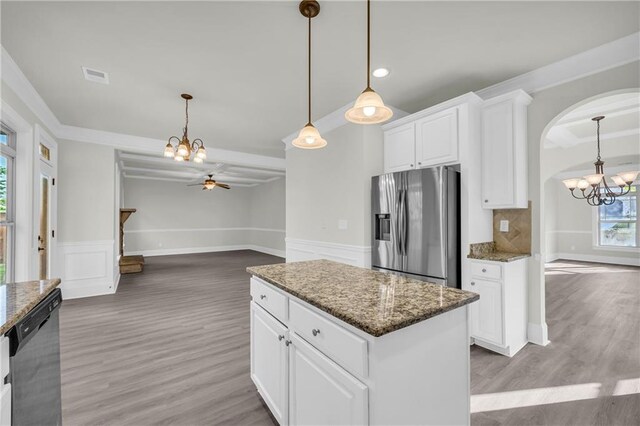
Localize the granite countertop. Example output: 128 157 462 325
467 241 530 263
467 252 530 262
0 279 61 335
247 260 479 337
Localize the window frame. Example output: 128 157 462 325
0 124 17 283
593 185 639 251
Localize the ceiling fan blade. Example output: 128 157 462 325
187 184 203 187
202 187 207 190
218 184 231 189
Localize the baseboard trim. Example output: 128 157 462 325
127 245 285 258
552 252 640 267
285 238 371 267
528 322 550 346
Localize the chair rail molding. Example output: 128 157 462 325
57 240 118 299
285 238 372 268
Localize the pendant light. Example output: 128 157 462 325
293 0 327 149
345 0 392 125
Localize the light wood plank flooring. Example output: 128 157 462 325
60 254 639 425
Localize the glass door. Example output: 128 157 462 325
37 136 57 281
38 175 50 280
0 127 16 284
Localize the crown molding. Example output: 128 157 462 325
281 102 409 150
1 45 285 171
476 32 640 100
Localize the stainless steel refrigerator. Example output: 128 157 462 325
371 166 460 287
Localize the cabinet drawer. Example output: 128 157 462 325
289 301 368 378
471 262 502 280
251 278 288 323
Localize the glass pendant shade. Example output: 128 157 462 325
611 175 626 187
196 147 207 160
577 179 590 190
292 123 327 149
177 143 189 157
618 171 639 184
584 174 604 186
562 179 580 190
204 182 215 190
345 88 393 124
163 143 175 158
193 156 203 164
174 155 184 162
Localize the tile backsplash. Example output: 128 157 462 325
493 202 532 254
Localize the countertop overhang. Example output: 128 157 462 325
247 260 478 337
0 279 62 335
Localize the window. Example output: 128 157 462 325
597 186 638 248
0 125 16 283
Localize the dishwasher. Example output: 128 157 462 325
7 288 62 426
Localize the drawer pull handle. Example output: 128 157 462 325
312 329 321 336
260 294 267 300
471 281 475 286
285 340 292 347
482 268 487 273
278 335 285 341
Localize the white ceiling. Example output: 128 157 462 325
2 1 639 161
119 151 285 187
545 92 640 149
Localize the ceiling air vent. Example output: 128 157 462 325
82 66 109 84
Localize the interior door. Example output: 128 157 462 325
37 138 57 280
289 333 368 426
250 303 288 425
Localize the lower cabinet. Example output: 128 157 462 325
251 301 368 426
465 259 528 357
250 303 288 425
289 334 368 426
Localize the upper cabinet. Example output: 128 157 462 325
415 107 458 168
481 90 532 209
383 123 415 173
382 94 478 174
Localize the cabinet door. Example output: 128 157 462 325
250 302 288 425
415 107 458 168
481 100 515 208
289 333 368 426
470 279 503 346
384 123 415 173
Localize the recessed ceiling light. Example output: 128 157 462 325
82 66 109 84
372 68 390 78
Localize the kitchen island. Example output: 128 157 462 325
247 260 478 426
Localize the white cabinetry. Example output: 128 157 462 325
481 90 532 209
289 333 368 426
250 303 288 425
415 106 458 168
382 95 477 174
383 123 415 173
464 259 528 357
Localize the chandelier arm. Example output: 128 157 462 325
192 138 205 150
570 189 587 200
168 136 181 146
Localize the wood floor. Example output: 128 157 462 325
60 254 640 425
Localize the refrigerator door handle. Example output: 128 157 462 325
398 189 407 256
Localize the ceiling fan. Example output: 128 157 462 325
187 174 231 191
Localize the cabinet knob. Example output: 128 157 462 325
312 328 321 336
285 340 292 347
484 199 488 203
260 294 267 300
471 281 475 286
482 268 487 273
278 335 285 341
418 162 422 166
410 164 414 168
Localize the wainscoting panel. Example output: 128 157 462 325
286 238 372 267
57 240 117 299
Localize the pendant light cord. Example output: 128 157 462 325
308 15 312 124
596 118 601 161
184 98 189 137
367 0 370 89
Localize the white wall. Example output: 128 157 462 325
123 176 285 257
285 123 384 266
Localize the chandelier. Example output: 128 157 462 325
562 116 638 206
163 94 207 163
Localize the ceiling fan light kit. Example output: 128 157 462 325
163 93 208 162
187 174 231 191
562 116 638 206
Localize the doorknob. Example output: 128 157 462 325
38 247 46 252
